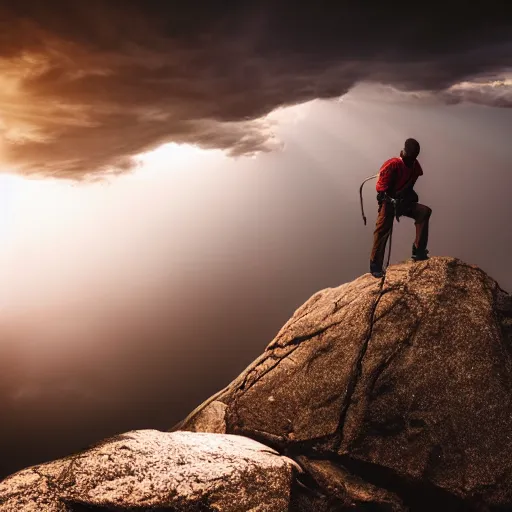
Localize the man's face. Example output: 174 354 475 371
408 149 420 161
402 147 420 161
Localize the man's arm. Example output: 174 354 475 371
410 160 423 188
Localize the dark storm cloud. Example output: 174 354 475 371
0 0 511 177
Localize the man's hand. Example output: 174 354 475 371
378 192 397 206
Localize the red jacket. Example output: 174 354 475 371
376 157 423 196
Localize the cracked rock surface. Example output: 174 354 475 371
0 430 297 511
175 257 512 510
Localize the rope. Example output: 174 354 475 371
386 213 394 270
359 173 379 225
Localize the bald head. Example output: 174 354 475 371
403 138 420 158
400 138 421 167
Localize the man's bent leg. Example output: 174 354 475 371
370 201 395 273
403 203 432 257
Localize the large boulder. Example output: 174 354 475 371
0 430 298 511
174 257 512 510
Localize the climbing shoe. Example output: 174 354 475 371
370 261 385 278
412 244 429 261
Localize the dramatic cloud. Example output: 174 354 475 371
0 1 510 177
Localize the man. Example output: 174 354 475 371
369 138 432 278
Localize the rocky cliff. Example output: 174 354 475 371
174 257 512 511
1 257 511 511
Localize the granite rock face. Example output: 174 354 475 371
175 257 512 510
0 430 298 511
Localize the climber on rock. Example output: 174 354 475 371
369 138 432 278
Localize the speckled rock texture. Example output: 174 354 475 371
0 430 298 511
175 257 512 511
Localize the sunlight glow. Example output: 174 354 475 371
449 76 512 91
265 100 318 125
133 142 227 179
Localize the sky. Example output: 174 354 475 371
0 2 511 479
